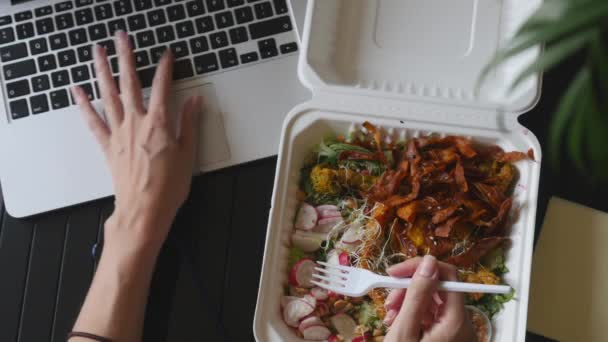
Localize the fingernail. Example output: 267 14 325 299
114 29 125 38
416 255 437 278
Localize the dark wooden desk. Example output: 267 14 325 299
1 56 605 342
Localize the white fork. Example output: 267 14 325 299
311 261 511 297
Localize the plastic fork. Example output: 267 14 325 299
312 261 511 297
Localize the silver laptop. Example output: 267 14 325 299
0 0 309 217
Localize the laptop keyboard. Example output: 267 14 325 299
0 0 297 120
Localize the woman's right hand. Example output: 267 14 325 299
384 255 476 342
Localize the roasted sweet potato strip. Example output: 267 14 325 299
434 215 461 237
445 237 508 267
472 182 506 210
497 151 529 163
454 160 468 192
363 121 387 164
431 204 460 225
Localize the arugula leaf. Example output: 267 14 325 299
288 246 307 269
473 288 516 319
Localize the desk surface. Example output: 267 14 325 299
0 56 605 342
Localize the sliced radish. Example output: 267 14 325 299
310 287 329 300
352 334 371 342
283 297 316 327
328 335 340 342
316 206 342 219
302 294 317 308
292 231 324 252
338 223 364 250
338 251 350 266
330 313 357 340
314 217 343 233
289 259 316 288
281 296 300 308
327 249 340 265
316 204 339 212
295 203 318 230
298 316 324 332
302 325 332 341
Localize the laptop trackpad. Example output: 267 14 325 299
169 84 231 169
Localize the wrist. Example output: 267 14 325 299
103 209 172 257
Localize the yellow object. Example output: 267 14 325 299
528 197 608 342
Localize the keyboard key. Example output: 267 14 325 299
37 54 57 72
235 6 254 24
95 4 114 21
16 23 35 40
194 52 219 74
189 36 209 54
35 6 54 17
186 1 206 17
215 11 234 29
0 42 27 62
167 4 187 22
169 41 189 58
137 67 156 88
205 0 225 12
273 0 288 14
6 79 30 98
77 0 94 7
219 48 238 68
136 31 156 48
36 18 55 35
55 2 74 13
0 16 11 27
55 13 75 30
9 99 29 119
249 16 292 39
280 41 297 54
229 27 248 44
89 24 108 41
148 9 167 26
15 11 33 22
77 44 93 62
0 27 15 45
58 50 77 67
156 25 176 43
155 0 172 6
108 18 127 35
4 59 36 80
126 14 145 31
258 37 278 58
254 2 273 19
80 83 95 101
50 89 70 110
75 8 94 25
210 31 228 49
150 46 167 64
228 0 245 7
49 33 68 50
134 0 153 11
32 75 51 92
31 94 49 114
99 39 116 56
240 51 258 63
69 28 88 46
114 1 133 16
176 21 195 38
195 16 214 33
110 57 119 73
134 50 150 67
51 70 70 87
71 65 91 83
173 59 194 80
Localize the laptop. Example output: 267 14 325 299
0 0 310 217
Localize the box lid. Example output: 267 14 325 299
298 0 543 116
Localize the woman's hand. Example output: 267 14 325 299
72 31 201 252
384 255 476 342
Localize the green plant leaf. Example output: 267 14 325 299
590 33 608 96
478 2 608 87
568 85 591 171
549 67 591 167
585 94 608 177
509 29 596 91
515 0 571 35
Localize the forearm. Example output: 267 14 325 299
72 215 166 342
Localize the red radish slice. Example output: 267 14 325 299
289 259 316 288
295 203 318 230
314 217 343 233
310 287 329 300
338 252 350 266
298 316 324 332
283 297 316 327
327 250 340 265
330 313 357 340
302 294 317 308
292 231 324 252
352 334 371 342
302 325 332 341
316 208 342 219
281 296 300 308
328 335 340 342
340 223 364 247
315 204 339 213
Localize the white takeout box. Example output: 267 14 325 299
254 1 543 341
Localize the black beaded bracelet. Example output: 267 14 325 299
67 331 113 342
